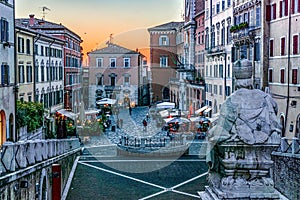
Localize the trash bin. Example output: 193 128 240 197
111 125 116 132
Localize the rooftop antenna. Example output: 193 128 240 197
41 6 51 20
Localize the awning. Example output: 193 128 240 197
156 102 175 109
56 109 78 120
195 106 208 115
159 110 170 118
96 98 117 105
204 107 212 113
85 110 99 115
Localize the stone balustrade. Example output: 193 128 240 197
0 138 81 174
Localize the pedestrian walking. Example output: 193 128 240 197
143 118 147 131
146 113 150 121
129 106 132 115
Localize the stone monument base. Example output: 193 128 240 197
198 186 289 200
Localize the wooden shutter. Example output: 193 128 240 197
280 69 285 83
266 5 271 21
292 0 295 14
280 1 283 17
281 37 285 55
270 40 274 57
272 4 277 19
284 0 288 16
293 35 299 54
269 69 273 82
292 69 298 84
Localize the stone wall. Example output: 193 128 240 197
0 139 81 200
272 152 300 200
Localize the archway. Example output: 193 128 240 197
280 115 285 137
0 110 6 146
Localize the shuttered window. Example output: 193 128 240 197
270 39 274 57
293 35 298 54
1 64 9 85
292 69 298 84
281 37 285 56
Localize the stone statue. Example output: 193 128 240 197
200 58 282 199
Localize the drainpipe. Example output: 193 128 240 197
284 3 292 136
13 0 18 141
33 34 41 102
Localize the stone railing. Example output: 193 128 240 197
0 138 81 174
276 137 300 155
119 133 194 150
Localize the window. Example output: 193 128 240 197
214 85 218 94
160 56 168 67
124 58 130 68
214 65 218 77
221 27 225 45
19 65 25 83
110 58 116 68
291 0 300 14
272 4 277 20
96 58 103 67
216 3 220 13
270 39 274 57
256 7 261 27
219 85 223 95
280 1 283 17
35 62 39 82
124 76 130 86
281 37 286 55
254 42 260 61
280 69 285 83
0 18 9 42
292 69 298 84
227 0 231 7
41 63 45 82
293 35 298 54
1 64 9 85
225 86 231 96
249 10 254 27
222 0 225 10
211 28 215 48
26 65 32 83
219 64 223 78
110 76 115 86
40 46 44 56
284 0 288 16
34 44 38 55
18 37 24 53
159 36 169 46
26 39 31 54
97 76 103 86
269 68 273 82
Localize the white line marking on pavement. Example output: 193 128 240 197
79 161 166 190
171 172 208 190
172 189 201 199
61 156 80 200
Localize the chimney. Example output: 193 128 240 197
29 14 35 26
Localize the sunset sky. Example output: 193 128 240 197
15 0 184 64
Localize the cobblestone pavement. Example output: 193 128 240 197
83 106 166 146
